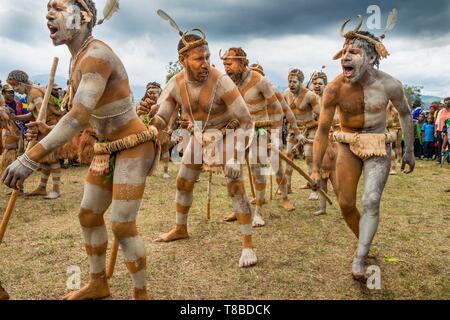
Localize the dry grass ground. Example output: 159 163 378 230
0 158 449 300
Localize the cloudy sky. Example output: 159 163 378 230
0 0 449 98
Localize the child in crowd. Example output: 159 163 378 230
422 114 436 160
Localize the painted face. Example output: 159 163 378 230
2 90 15 103
7 79 26 95
313 78 326 96
47 0 83 46
181 45 211 82
146 88 161 102
223 55 246 82
341 43 371 83
288 75 302 94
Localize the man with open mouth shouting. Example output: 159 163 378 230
310 13 415 281
2 0 158 300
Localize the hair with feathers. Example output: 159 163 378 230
74 0 97 30
351 31 381 68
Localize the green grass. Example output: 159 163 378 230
0 159 449 300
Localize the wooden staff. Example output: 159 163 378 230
269 174 273 201
274 148 333 205
0 57 59 244
206 170 212 219
106 238 119 279
245 156 256 198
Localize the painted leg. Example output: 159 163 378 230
162 145 170 179
45 162 61 199
336 143 363 238
64 173 112 300
111 142 156 299
155 163 202 241
352 152 390 281
284 137 297 193
314 178 328 216
227 174 257 267
251 163 266 227
26 165 50 196
276 165 295 211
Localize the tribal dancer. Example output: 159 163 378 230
387 101 403 175
7 70 65 199
311 72 339 216
222 49 298 227
138 19 257 267
137 81 177 179
284 68 321 199
249 63 305 204
2 0 158 299
311 14 415 281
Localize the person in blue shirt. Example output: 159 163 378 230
421 114 436 160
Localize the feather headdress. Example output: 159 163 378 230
157 9 208 54
333 9 398 60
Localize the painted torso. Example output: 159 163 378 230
167 68 246 130
236 70 273 123
71 39 141 139
285 88 317 123
328 71 395 134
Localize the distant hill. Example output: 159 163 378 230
421 95 442 109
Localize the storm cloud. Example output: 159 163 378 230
0 0 449 98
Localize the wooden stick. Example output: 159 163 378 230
269 174 273 201
245 157 256 198
106 238 119 279
0 57 59 244
275 148 333 205
206 171 212 219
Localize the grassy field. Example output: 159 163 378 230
0 158 449 300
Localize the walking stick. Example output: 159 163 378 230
0 57 59 244
245 157 256 198
106 238 119 279
206 170 212 219
270 174 273 201
274 147 333 205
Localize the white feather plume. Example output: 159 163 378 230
97 0 120 25
157 9 184 36
381 8 398 38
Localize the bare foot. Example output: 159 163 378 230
313 209 326 216
163 173 170 179
134 287 150 300
351 258 368 283
309 191 319 201
389 169 397 175
252 212 265 227
25 187 47 197
44 190 61 200
223 212 237 222
239 248 257 267
281 199 295 211
154 225 189 242
63 272 110 300
0 283 9 300
300 183 310 190
444 188 450 193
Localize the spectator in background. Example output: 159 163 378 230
413 113 425 158
422 114 436 160
1 84 29 138
435 98 450 163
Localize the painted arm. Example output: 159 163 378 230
149 80 178 132
260 80 283 129
389 81 415 173
311 84 337 183
2 54 111 189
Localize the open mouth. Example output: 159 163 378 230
48 24 59 38
343 66 354 77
